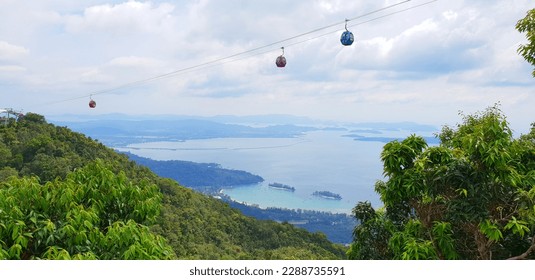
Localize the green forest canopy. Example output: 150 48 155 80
516 8 535 77
0 113 345 260
347 106 535 260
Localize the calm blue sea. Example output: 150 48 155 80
121 130 386 213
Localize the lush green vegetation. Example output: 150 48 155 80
517 8 535 77
347 106 535 259
0 113 346 259
0 161 174 259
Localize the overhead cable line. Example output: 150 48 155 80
46 0 439 105
283 0 439 49
149 0 439 76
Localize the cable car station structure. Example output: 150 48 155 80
0 108 24 125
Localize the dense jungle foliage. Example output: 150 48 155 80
516 8 535 77
347 107 535 260
0 113 346 259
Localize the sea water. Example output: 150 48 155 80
121 130 385 213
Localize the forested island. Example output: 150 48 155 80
313 191 342 200
268 182 295 192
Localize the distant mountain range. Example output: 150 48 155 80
51 118 317 146
49 113 319 125
49 114 439 147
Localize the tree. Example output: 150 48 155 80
517 8 535 77
0 160 175 259
348 106 535 259
346 201 394 259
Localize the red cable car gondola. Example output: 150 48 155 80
89 99 96 108
276 47 286 67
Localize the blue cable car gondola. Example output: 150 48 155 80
340 19 354 46
276 47 286 67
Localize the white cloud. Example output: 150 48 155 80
0 41 29 61
337 9 492 75
78 68 112 85
0 65 26 73
64 1 176 35
0 0 533 131
107 56 164 68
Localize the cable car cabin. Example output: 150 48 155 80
89 100 96 108
276 55 286 67
340 30 354 46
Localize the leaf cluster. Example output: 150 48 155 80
0 161 174 259
348 106 535 260
516 8 535 77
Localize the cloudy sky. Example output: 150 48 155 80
1 0 534 132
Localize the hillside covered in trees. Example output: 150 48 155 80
0 113 346 259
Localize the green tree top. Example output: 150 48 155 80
517 8 535 77
0 161 175 260
348 106 535 260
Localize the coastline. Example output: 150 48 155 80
221 183 353 214
117 130 385 212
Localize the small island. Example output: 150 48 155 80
312 191 342 200
269 182 296 192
